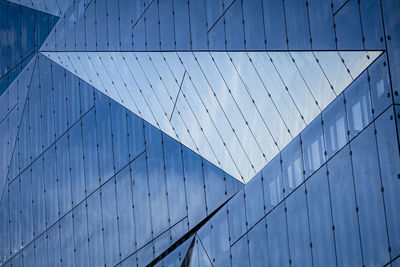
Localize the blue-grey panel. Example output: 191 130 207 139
376 107 400 258
328 145 363 266
351 124 390 266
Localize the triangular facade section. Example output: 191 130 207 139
0 0 58 95
0 56 36 207
0 52 243 265
188 237 213 267
43 50 381 182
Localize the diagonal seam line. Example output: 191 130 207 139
169 70 186 121
0 55 37 206
132 0 155 30
84 0 94 12
145 192 239 267
333 0 350 16
195 233 214 266
207 0 237 34
0 50 35 82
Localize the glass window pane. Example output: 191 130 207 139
44 146 59 225
73 202 90 267
345 72 372 138
359 0 385 49
82 109 100 194
381 0 400 103
207 14 225 50
9 179 21 255
334 0 363 49
52 63 68 139
225 0 245 50
87 190 105 267
284 0 311 49
60 213 75 267
144 123 169 236
163 134 186 225
18 98 30 170
302 115 325 177
40 58 55 149
22 243 35 267
323 94 348 159
95 92 115 183
197 206 230 265
231 234 250 267
107 0 120 50
65 71 81 125
227 190 247 244
0 186 10 264
262 155 284 212
110 101 130 172
242 0 265 50
245 172 264 228
31 156 46 237
35 234 48 267
29 66 42 159
282 136 304 194
286 184 313 267
20 168 33 245
266 204 290 267
306 166 336 267
145 1 160 50
203 159 226 214
127 112 145 160
173 0 191 50
133 15 146 50
375 108 400 257
368 54 392 117
47 223 61 267
189 0 207 50
248 218 269 266
351 124 390 265
69 122 86 204
262 0 287 49
119 0 133 50
327 145 362 266
102 178 121 266
159 0 175 50
131 154 152 247
56 134 72 216
95 0 108 49
80 80 94 115
308 0 335 49
182 146 207 228
115 166 136 259
75 0 86 51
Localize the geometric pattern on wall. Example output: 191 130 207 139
0 53 243 266
43 50 381 182
0 56 36 207
0 0 58 95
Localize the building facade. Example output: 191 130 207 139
0 0 400 266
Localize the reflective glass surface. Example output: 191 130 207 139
44 50 380 182
1 0 400 266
